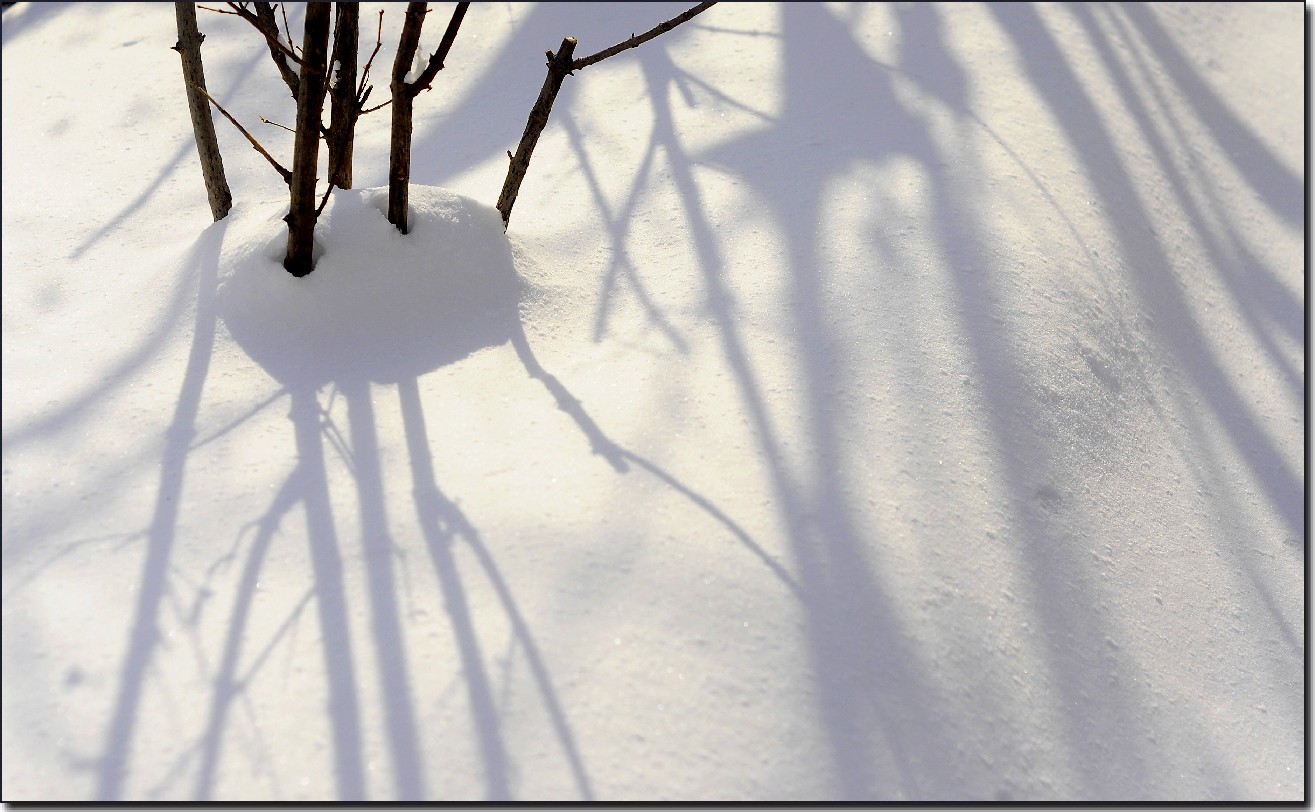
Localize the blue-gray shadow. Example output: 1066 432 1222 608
95 215 229 801
215 195 592 800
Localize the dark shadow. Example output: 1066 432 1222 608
193 472 300 800
409 3 708 193
0 2 81 46
1078 4 1301 396
903 8 1159 795
96 216 228 801
206 176 803 797
288 386 367 801
1117 3 1303 227
212 192 590 800
666 8 960 797
341 378 425 800
397 376 511 801
989 4 1302 542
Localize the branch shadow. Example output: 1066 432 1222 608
604 1 1277 799
409 2 708 193
2 17 279 461
677 9 960 796
95 213 228 801
203 191 594 800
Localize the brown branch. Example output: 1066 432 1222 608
572 1 716 70
361 97 392 115
175 2 233 221
387 2 428 233
496 37 577 229
392 2 427 98
407 2 469 93
280 2 296 57
190 82 292 183
284 2 332 275
222 1 301 96
315 181 336 217
357 9 385 104
258 115 296 134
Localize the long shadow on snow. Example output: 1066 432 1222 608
206 183 800 798
95 211 229 801
992 4 1302 779
2 33 272 464
682 2 1245 798
992 5 1302 546
684 8 964 798
897 5 1166 797
411 3 706 193
1075 0 1303 668
1081 5 1302 407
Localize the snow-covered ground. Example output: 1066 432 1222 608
1 1 1304 802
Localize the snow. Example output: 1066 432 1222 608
1 1 1304 803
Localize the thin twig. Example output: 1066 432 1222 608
224 1 303 67
190 81 292 183
258 115 296 134
357 9 385 103
197 4 241 16
361 98 392 114
280 2 296 58
572 1 716 70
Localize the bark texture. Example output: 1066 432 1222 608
387 2 469 234
496 37 577 230
571 1 716 70
327 3 360 189
283 3 332 277
174 2 232 221
250 1 301 97
496 3 716 230
387 2 428 235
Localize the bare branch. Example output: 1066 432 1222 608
280 2 296 58
175 2 233 220
572 1 716 70
497 37 577 229
391 2 427 100
190 81 292 183
258 115 296 134
326 2 360 188
387 2 429 233
357 9 385 103
223 1 301 96
361 97 392 115
407 2 469 93
315 181 336 217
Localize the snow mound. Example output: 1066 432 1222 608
216 186 523 387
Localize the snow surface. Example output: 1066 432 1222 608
1 1 1305 803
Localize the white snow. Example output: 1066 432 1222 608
1 1 1304 803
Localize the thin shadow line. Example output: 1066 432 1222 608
397 375 511 802
96 221 226 801
289 387 366 801
559 110 688 353
194 472 300 800
342 379 424 800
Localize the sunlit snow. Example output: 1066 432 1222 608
1 1 1304 803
